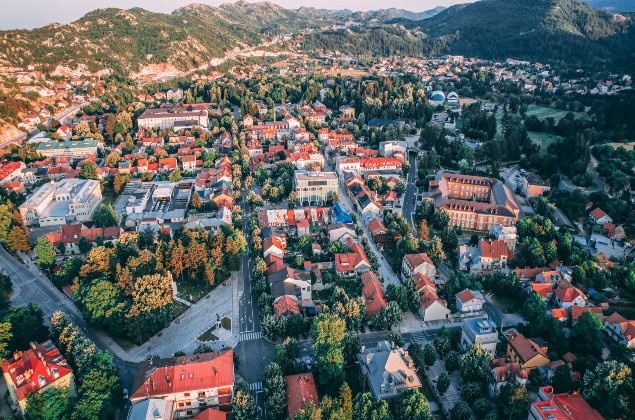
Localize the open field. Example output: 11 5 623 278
528 131 563 152
525 105 587 121
608 142 635 151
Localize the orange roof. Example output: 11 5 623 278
479 239 510 259
571 306 603 321
130 350 234 401
551 308 569 320
554 287 585 303
361 272 387 318
506 332 548 363
590 207 607 219
413 273 435 293
404 253 434 270
456 289 478 303
273 296 300 318
531 283 553 299
285 373 318 420
605 312 627 325
192 408 227 420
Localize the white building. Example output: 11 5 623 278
379 141 407 157
455 289 485 313
19 179 102 227
461 317 499 354
36 139 100 158
293 171 338 206
137 107 209 130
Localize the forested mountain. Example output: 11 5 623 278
0 1 335 74
330 7 447 21
417 0 635 65
583 0 635 12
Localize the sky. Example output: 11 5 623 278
0 0 477 30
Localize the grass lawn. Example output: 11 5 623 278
173 301 189 319
527 131 562 152
524 105 587 121
490 294 523 314
198 326 219 342
344 365 362 395
176 279 211 303
112 335 135 351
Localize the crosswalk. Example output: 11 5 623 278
408 331 432 343
240 331 262 341
249 382 263 392
14 276 36 287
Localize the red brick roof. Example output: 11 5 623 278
531 283 553 299
130 350 234 401
284 373 318 420
1 341 73 402
361 272 387 318
551 308 569 320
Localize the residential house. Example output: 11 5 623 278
335 240 371 278
328 223 356 243
284 374 318 420
126 398 175 420
488 358 528 397
489 225 517 252
588 208 613 225
358 341 421 400
461 317 499 354
268 267 312 305
571 306 603 324
553 287 586 309
529 386 603 420
420 286 451 322
361 272 387 319
401 253 436 281
273 295 300 318
504 331 550 371
455 289 485 314
458 239 510 273
262 236 286 259
604 312 635 348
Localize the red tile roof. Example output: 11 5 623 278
554 287 585 303
192 408 227 420
274 296 300 318
531 283 553 299
404 253 434 270
456 289 478 303
284 373 318 420
590 207 607 219
479 239 510 259
551 308 569 320
361 272 387 318
1 341 73 402
571 305 603 321
130 350 234 401
506 332 548 363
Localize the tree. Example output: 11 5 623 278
461 382 484 405
423 344 437 368
352 392 391 420
0 322 12 362
427 236 445 263
8 224 29 252
371 301 402 330
79 161 98 179
433 208 450 230
571 312 604 358
93 204 118 228
552 364 573 394
343 332 362 365
169 169 182 182
34 237 56 269
460 344 490 382
78 236 92 254
450 401 471 420
105 152 120 168
417 219 429 241
25 387 68 420
190 192 202 209
138 225 156 250
312 312 346 367
232 386 257 420
436 372 450 395
473 398 492 418
582 360 633 419
395 389 430 420
263 362 287 420
386 284 409 312
498 382 529 420
445 350 460 372
387 330 404 348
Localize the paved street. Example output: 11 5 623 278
402 151 419 230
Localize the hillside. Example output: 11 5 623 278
0 1 334 75
417 0 635 65
583 0 635 12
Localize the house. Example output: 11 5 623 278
262 236 286 259
420 287 451 322
529 386 603 420
571 306 603 324
488 358 528 397
284 373 318 420
192 408 227 420
335 240 371 278
489 225 517 252
367 217 387 240
401 253 436 281
588 207 613 225
458 239 510 273
504 331 550 371
273 295 300 318
461 317 499 354
604 312 635 348
126 398 175 420
330 202 353 225
455 289 485 313
553 287 586 309
358 341 421 400
129 350 234 417
361 272 387 319
529 283 553 300
550 308 570 322
328 223 356 243
268 267 312 305
2 341 75 415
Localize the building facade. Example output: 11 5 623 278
293 172 338 206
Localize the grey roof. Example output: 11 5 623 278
358 341 421 399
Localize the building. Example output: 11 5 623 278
461 317 499 354
0 161 26 185
268 267 312 305
553 287 586 309
489 225 517 252
358 341 421 400
604 312 635 348
361 271 387 319
588 207 613 225
401 253 436 281
335 240 371 278
429 91 446 107
36 139 99 158
455 289 485 313
458 239 510 273
130 350 234 417
127 398 174 420
429 173 519 232
2 341 75 415
293 171 338 206
529 386 603 420
19 179 102 227
284 373 318 420
522 171 551 197
137 107 209 130
504 331 550 371
488 358 528 397
379 141 407 157
419 286 451 322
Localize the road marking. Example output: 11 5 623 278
249 382 263 391
240 331 262 341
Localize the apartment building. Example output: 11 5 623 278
137 107 209 130
36 139 100 158
19 179 102 226
293 171 338 206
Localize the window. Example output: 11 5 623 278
184 393 190 397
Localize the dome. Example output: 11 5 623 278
430 91 446 103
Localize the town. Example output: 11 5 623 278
0 19 634 420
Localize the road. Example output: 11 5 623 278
0 246 139 391
402 151 419 231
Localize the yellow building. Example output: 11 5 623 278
505 331 550 371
